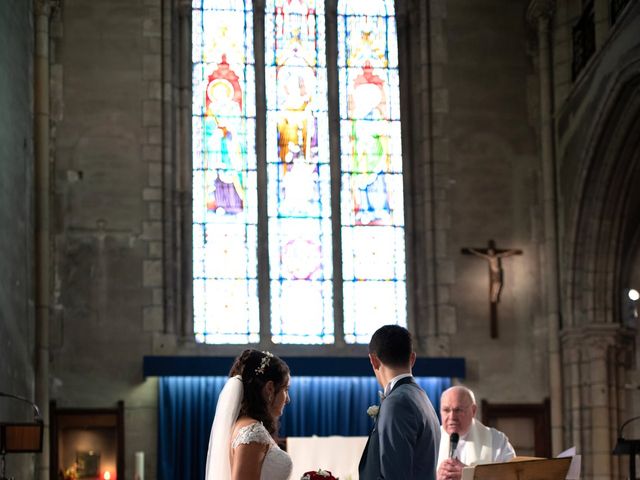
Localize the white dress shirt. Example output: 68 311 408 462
384 373 413 396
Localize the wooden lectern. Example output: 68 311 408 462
461 457 572 480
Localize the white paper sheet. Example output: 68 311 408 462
557 446 580 479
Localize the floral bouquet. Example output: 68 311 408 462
301 469 338 480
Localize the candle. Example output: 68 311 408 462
134 451 144 480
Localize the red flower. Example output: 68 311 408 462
300 469 338 480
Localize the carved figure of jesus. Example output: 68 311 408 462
461 241 523 304
461 240 523 338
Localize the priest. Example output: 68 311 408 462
436 386 515 480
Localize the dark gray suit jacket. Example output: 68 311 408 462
358 377 441 480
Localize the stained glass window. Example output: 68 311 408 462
192 0 406 345
338 0 406 343
265 0 333 344
192 0 259 343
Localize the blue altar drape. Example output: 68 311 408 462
158 376 450 480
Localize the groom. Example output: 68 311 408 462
359 325 441 480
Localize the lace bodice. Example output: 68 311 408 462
232 422 292 480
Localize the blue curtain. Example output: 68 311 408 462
158 376 228 480
279 376 449 437
158 376 450 480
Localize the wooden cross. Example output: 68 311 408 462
461 239 523 338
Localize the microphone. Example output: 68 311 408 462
449 432 460 459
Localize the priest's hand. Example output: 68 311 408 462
437 458 465 480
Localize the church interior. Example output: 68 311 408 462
1 0 640 479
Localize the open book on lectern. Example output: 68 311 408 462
461 457 572 480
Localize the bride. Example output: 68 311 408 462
205 349 293 480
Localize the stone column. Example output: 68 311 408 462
253 0 271 346
142 0 167 352
325 0 345 347
177 0 193 337
562 325 635 479
161 0 178 335
417 0 455 357
562 333 583 454
588 335 614 479
34 1 52 479
527 0 563 455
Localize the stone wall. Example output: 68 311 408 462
438 0 548 406
50 0 161 478
0 1 36 478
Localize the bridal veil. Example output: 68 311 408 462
205 375 243 480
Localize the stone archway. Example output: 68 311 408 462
561 75 640 479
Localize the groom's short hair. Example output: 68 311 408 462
369 324 413 367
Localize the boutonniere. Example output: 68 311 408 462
367 390 386 419
367 405 380 419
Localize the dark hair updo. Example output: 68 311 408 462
229 349 290 435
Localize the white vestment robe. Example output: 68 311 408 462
437 419 516 469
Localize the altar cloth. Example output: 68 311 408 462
287 436 368 480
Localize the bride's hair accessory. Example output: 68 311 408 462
255 351 274 375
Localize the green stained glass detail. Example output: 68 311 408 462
338 0 407 343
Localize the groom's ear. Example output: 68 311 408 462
409 351 416 368
369 353 381 370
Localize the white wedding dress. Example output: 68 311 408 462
205 376 292 480
232 422 293 480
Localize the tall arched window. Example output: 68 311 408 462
192 0 405 345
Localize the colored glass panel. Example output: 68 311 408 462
338 0 407 342
265 0 333 344
193 0 259 343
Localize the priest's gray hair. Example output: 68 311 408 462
442 385 477 406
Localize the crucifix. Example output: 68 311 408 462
461 239 523 338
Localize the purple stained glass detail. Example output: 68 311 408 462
192 0 259 344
